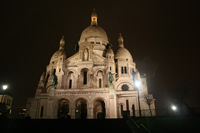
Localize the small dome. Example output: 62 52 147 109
106 47 114 55
50 49 66 62
79 25 108 44
115 47 133 61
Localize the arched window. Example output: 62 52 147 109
121 105 123 116
121 67 124 74
68 71 74 89
81 69 88 86
40 106 44 118
83 71 87 85
97 71 103 88
99 78 102 88
69 79 72 89
132 104 135 117
126 100 129 111
124 67 127 74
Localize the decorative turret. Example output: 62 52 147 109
50 36 66 64
115 33 133 61
118 33 124 48
91 8 98 25
59 36 65 50
40 72 45 82
106 46 114 58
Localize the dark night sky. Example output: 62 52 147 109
0 0 199 113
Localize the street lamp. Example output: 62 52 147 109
2 85 8 90
1 85 8 103
135 79 141 117
171 105 177 111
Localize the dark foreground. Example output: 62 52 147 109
0 119 132 133
1 116 200 133
134 116 200 133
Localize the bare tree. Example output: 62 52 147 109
143 94 154 117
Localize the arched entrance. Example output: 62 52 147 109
93 99 106 119
75 99 87 119
57 99 69 119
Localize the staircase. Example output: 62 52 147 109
1 119 132 133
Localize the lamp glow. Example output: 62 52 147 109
135 80 141 88
171 105 177 111
2 85 8 90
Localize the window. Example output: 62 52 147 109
40 106 44 118
124 67 127 74
83 71 87 85
122 84 129 91
110 66 112 71
121 67 124 74
99 78 102 88
126 100 129 111
69 79 72 89
96 42 100 44
121 105 123 116
132 104 135 116
116 67 118 73
91 41 94 44
59 68 61 72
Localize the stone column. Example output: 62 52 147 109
71 108 75 119
46 98 54 119
109 85 117 118
87 107 93 119
106 107 110 118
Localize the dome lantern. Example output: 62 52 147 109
91 8 98 25
79 9 108 45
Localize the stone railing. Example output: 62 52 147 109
123 111 150 133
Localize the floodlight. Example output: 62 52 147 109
2 85 8 90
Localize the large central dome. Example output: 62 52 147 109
79 25 108 44
79 9 109 45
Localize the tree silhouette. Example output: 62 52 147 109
143 94 154 117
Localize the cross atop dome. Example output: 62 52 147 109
91 8 98 25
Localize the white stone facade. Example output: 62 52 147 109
26 10 155 119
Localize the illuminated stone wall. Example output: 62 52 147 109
26 10 155 119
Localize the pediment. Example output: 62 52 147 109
66 53 79 62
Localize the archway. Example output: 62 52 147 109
57 99 69 119
75 99 87 119
93 99 106 119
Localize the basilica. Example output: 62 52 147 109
26 10 155 119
